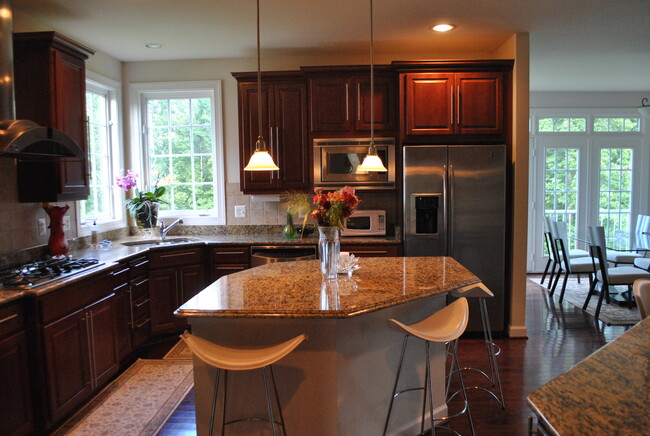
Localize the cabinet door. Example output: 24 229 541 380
179 264 207 304
87 295 119 388
239 81 275 191
0 331 33 436
113 281 132 360
274 82 310 190
42 308 92 424
402 73 454 137
455 72 503 135
355 75 396 133
149 268 181 333
309 78 353 133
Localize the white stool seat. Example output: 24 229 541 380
181 331 306 370
451 282 494 299
633 279 650 319
389 297 469 343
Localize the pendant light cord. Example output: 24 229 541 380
369 0 375 150
256 0 264 150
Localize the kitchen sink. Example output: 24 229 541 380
121 237 200 247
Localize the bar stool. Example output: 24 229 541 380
383 297 475 436
450 283 505 408
180 331 307 436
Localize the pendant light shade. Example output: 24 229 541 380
357 0 387 173
244 0 279 172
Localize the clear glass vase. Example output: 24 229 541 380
318 226 340 279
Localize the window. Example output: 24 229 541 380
598 147 633 249
80 72 123 229
538 117 586 132
593 117 640 132
544 148 579 250
130 81 225 224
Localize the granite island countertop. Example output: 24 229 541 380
527 316 650 435
176 256 480 318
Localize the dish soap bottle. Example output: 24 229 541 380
91 219 100 247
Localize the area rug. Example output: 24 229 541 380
529 275 641 325
163 339 192 360
52 359 194 436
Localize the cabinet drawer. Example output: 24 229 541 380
0 301 24 338
128 256 149 279
111 264 129 288
131 294 150 321
149 247 205 269
39 272 112 324
340 244 401 257
212 245 250 264
130 276 149 300
131 315 150 348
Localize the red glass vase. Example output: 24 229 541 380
44 204 70 256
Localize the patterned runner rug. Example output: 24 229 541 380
529 275 641 325
163 338 192 360
52 359 194 436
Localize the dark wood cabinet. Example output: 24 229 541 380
36 271 118 428
307 67 396 136
210 245 251 281
340 243 401 257
149 247 206 333
234 72 310 194
395 60 512 144
0 301 33 436
12 31 94 202
112 255 150 360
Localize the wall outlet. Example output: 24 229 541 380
63 216 71 231
38 218 47 236
234 205 246 218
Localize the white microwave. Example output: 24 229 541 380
341 210 386 236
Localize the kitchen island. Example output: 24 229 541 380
176 256 481 436
527 315 650 435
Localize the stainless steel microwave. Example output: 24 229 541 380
341 210 387 236
313 138 395 190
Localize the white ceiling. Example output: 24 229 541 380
12 0 650 92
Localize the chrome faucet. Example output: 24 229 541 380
160 218 183 240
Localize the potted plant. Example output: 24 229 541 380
280 191 313 239
116 170 168 228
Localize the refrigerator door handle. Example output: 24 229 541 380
443 164 449 244
449 164 455 252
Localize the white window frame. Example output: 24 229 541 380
129 81 226 225
77 71 124 236
528 108 648 272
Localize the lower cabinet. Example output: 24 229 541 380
340 243 402 257
0 300 33 436
149 246 206 333
36 272 118 429
211 245 251 281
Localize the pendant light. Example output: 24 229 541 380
357 0 388 173
244 0 279 171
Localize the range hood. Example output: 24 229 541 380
0 0 83 159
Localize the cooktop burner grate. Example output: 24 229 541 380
0 257 103 290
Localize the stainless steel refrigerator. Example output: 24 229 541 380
403 145 507 333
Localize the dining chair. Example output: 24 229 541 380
632 279 650 319
582 226 650 321
548 219 589 293
551 221 596 302
604 216 648 266
540 217 557 286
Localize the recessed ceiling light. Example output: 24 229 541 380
431 24 455 32
145 43 163 49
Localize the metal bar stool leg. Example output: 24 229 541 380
383 335 410 436
480 298 504 408
262 367 278 436
451 339 476 436
269 366 287 435
425 341 435 435
209 368 222 436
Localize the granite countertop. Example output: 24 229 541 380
527 316 650 435
0 234 401 306
176 256 480 318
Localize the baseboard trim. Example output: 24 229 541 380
387 404 448 436
508 324 528 338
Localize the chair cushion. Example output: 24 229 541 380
607 251 643 264
568 256 598 273
634 257 650 271
596 266 650 285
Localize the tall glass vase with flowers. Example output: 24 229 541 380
116 170 168 228
311 186 361 278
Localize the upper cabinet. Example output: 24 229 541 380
305 66 397 136
233 72 310 194
395 60 512 144
13 31 94 202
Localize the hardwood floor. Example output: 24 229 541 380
156 277 631 435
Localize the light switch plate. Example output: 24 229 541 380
63 216 71 231
234 205 246 218
38 218 47 236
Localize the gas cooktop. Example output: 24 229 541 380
0 257 103 290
